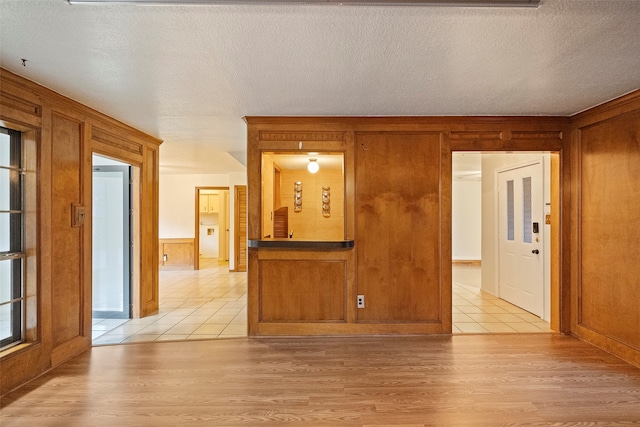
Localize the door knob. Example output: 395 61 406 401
532 249 539 254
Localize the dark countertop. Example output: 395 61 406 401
248 239 354 249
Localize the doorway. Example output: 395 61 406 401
452 152 559 333
92 156 132 320
195 187 230 271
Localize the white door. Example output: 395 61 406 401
498 162 544 316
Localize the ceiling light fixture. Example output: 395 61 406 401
68 0 540 7
307 158 319 174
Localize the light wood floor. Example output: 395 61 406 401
2 334 640 426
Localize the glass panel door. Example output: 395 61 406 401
92 165 131 319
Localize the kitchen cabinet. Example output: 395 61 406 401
199 194 219 213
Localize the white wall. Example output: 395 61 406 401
452 179 482 261
481 153 551 321
159 172 247 270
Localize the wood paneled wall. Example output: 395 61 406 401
159 238 195 270
246 117 568 337
570 90 640 368
356 132 443 323
0 69 162 395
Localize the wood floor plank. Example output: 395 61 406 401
1 334 640 426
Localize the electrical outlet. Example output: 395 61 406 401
357 294 365 309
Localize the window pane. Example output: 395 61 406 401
0 132 9 168
0 126 25 351
0 259 11 303
0 168 8 211
0 213 9 252
507 180 514 241
0 303 11 342
523 176 532 243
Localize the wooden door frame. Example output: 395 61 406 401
194 186 229 270
234 185 247 273
447 143 568 334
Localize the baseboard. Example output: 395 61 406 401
452 260 481 266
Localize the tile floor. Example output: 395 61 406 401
92 261 550 345
452 264 552 333
92 258 246 345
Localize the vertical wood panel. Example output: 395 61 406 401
440 134 452 333
51 112 84 347
140 145 159 316
550 153 560 332
356 132 442 322
247 129 261 241
579 111 640 349
259 260 345 321
235 185 247 272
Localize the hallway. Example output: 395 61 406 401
92 259 247 344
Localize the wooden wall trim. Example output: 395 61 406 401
92 126 144 158
0 92 41 125
245 116 570 127
571 89 640 128
574 324 640 368
1 68 161 146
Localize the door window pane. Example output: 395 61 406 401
507 180 514 241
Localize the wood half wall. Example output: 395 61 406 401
0 68 162 395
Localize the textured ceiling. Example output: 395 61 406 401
1 0 639 174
